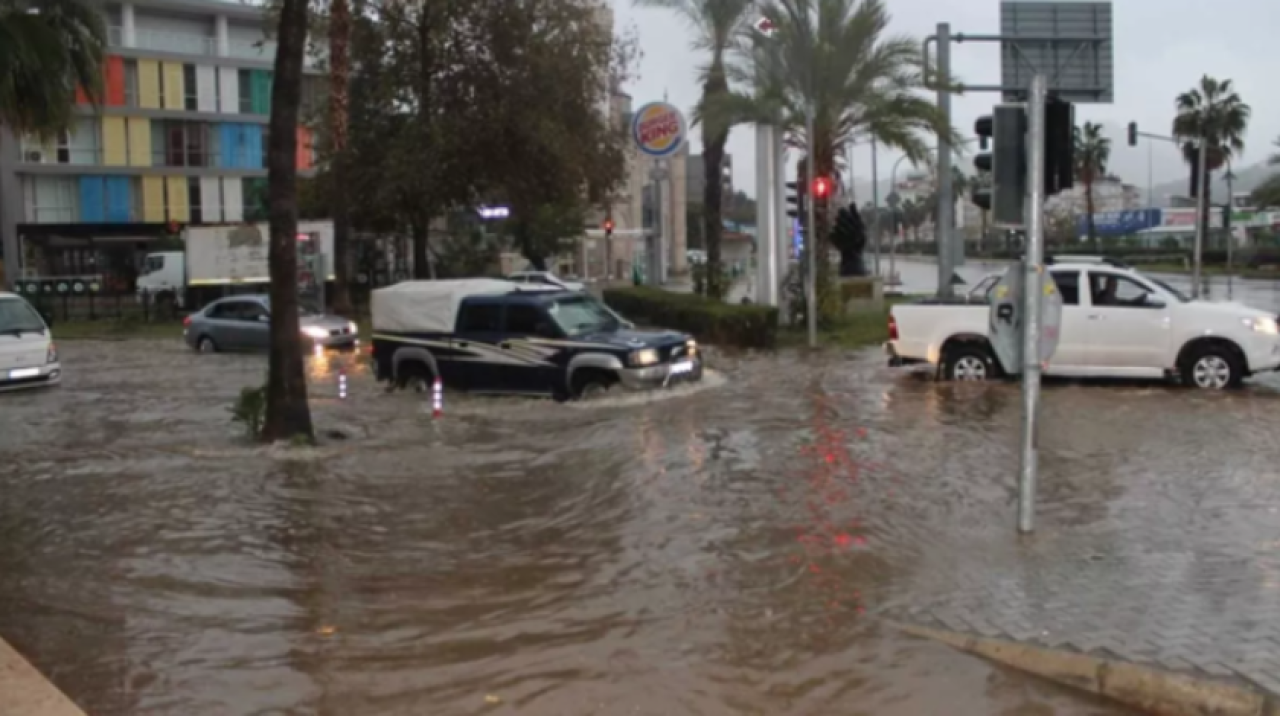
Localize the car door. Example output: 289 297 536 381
1045 269 1089 369
451 299 506 391
203 300 246 350
238 300 271 350
499 302 560 393
1083 271 1171 369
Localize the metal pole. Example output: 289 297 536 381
935 22 954 298
1146 141 1153 208
1226 165 1234 301
1018 73 1047 535
871 139 881 275
805 105 817 348
1192 139 1207 299
755 124 776 305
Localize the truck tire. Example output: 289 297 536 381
394 360 434 392
572 369 616 400
1179 343 1244 390
942 344 995 382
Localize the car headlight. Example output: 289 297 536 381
46 342 57 364
629 348 659 367
347 321 358 334
686 339 697 355
302 326 329 339
1245 317 1279 335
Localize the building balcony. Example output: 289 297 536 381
109 25 217 56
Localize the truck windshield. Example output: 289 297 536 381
0 298 47 334
142 255 164 274
548 296 618 335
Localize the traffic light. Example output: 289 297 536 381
971 115 994 211
811 176 833 201
786 180 805 219
1044 98 1074 195
1127 121 1138 147
972 107 1028 225
603 218 614 237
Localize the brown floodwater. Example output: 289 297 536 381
11 339 1271 714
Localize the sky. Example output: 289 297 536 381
609 0 1280 200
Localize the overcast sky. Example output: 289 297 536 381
610 0 1280 199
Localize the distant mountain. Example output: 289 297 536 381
1147 161 1274 206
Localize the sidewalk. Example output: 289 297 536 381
0 638 85 716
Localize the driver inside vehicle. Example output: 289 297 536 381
1093 275 1148 307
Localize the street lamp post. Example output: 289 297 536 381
1226 162 1235 300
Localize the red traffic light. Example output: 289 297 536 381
811 177 833 199
166 220 180 235
603 219 614 232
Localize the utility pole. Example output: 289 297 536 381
1018 73 1047 534
935 22 955 298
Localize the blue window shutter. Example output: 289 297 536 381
79 176 105 222
105 177 131 222
220 123 238 168
245 125 263 168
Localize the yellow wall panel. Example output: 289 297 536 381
126 118 150 167
138 60 161 109
162 62 184 110
142 177 166 222
165 177 189 222
101 116 127 166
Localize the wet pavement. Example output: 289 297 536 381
5 339 1280 715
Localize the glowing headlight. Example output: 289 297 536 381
1245 317 1279 335
347 321 358 334
302 326 329 339
630 348 659 367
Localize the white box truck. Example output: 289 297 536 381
136 220 336 311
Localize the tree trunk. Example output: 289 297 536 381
701 58 729 299
1200 166 1213 253
327 0 354 315
261 0 314 444
411 218 430 279
1085 179 1097 250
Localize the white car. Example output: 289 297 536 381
505 270 585 292
0 292 61 392
886 259 1280 389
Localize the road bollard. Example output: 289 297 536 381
338 369 347 400
432 378 443 418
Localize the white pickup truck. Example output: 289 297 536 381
886 258 1280 389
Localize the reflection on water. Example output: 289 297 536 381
21 341 1279 713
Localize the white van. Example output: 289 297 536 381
0 292 61 392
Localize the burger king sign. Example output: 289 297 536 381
631 102 687 158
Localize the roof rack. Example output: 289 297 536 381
1045 255 1131 269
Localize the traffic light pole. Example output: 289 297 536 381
934 23 956 299
805 104 818 349
1018 73 1047 534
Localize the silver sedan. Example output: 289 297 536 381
184 295 358 353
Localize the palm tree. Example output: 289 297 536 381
636 0 753 298
262 0 315 443
1073 121 1110 250
327 0 354 314
0 0 106 139
714 0 956 313
1172 75 1250 249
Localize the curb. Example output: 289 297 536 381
0 637 87 716
892 622 1279 716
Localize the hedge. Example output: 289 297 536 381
602 286 779 349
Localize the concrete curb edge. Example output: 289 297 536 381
0 637 87 716
890 621 1280 716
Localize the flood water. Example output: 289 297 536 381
10 337 1278 714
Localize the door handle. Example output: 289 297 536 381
1087 314 1102 320
456 341 469 348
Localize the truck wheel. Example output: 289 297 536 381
943 345 994 382
572 370 615 400
394 361 434 392
1180 344 1243 390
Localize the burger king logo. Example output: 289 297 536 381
631 102 687 158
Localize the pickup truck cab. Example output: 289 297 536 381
887 259 1280 389
371 279 701 400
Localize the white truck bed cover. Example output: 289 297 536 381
371 279 527 333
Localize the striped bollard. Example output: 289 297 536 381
432 378 443 418
338 369 347 400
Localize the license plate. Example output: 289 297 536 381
8 368 39 380
669 360 694 375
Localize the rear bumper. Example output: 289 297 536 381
0 362 62 393
885 342 927 368
617 358 703 390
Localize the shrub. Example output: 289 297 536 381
229 384 267 439
603 286 778 349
